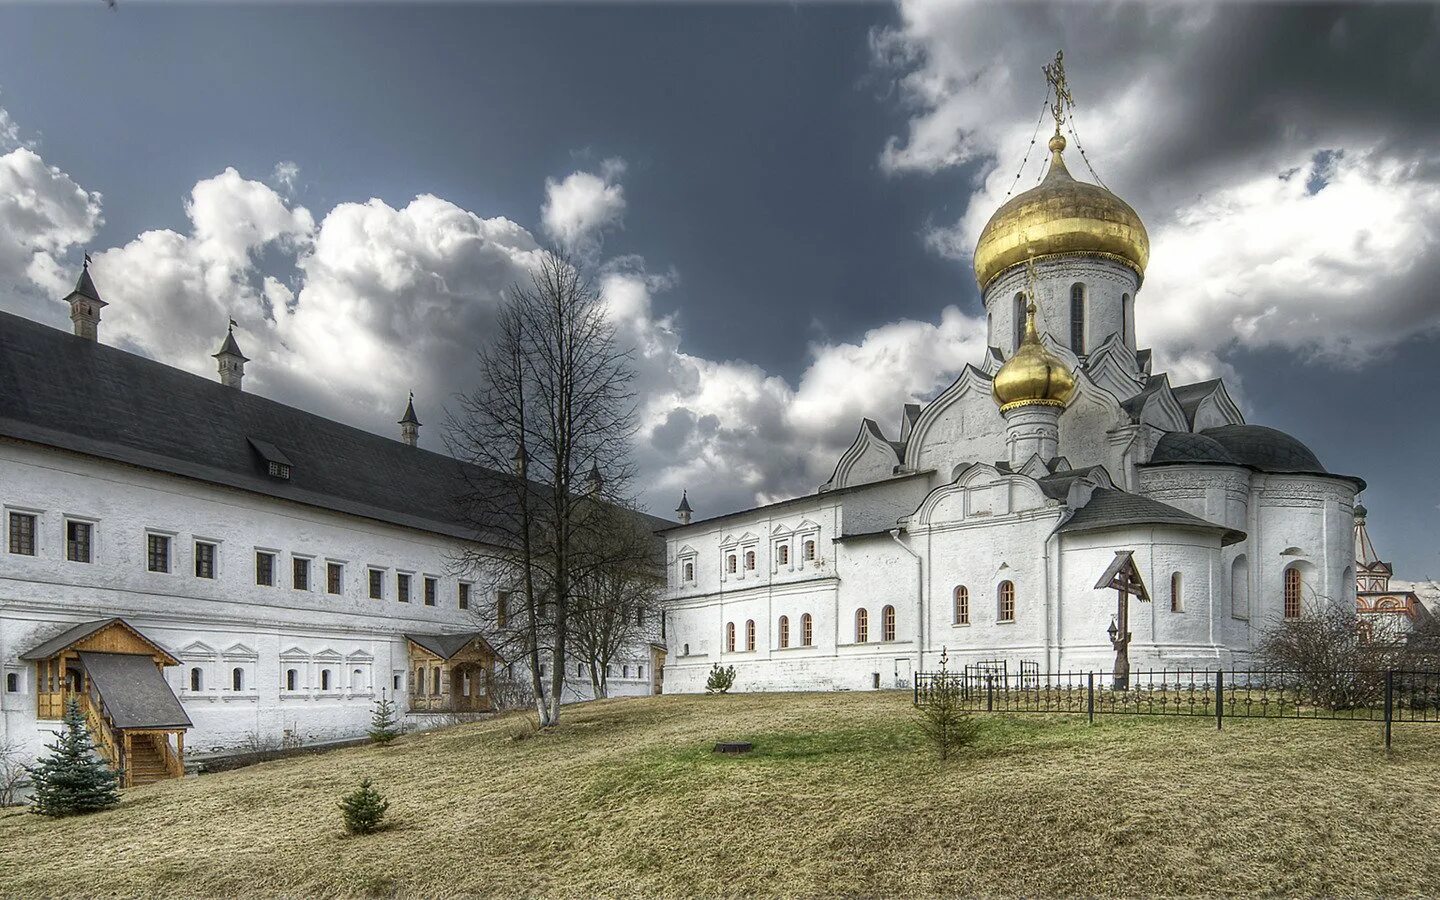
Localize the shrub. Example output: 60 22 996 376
705 663 736 694
27 697 121 817
368 692 401 745
916 649 980 760
339 778 390 835
1257 601 1397 709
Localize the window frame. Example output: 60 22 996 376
193 539 218 580
778 615 790 649
396 571 412 603
855 608 869 643
802 613 813 647
64 517 95 564
725 621 736 653
1284 567 1303 621
998 581 1016 623
146 531 173 574
291 555 312 592
1070 282 1086 354
882 604 896 642
954 585 970 626
745 619 756 652
255 549 277 587
1170 571 1183 613
7 509 38 557
368 567 385 600
423 575 438 606
326 560 345 596
458 581 472 610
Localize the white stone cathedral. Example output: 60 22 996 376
660 102 1370 693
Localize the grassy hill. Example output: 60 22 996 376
4 691 1440 897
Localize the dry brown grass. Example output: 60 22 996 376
3 691 1439 898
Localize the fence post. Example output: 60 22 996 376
1384 669 1394 753
986 674 994 713
913 678 919 707
1087 672 1095 725
1215 670 1224 732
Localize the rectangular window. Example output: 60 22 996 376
147 533 171 573
194 541 216 579
66 520 92 563
8 512 36 556
423 576 437 606
369 568 384 600
292 557 310 591
396 572 411 603
327 562 344 595
458 582 471 610
255 551 275 586
497 591 510 628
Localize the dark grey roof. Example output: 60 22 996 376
0 312 618 541
1119 375 1169 422
1036 467 1107 501
77 651 191 729
1150 431 1240 466
1172 380 1222 426
1201 424 1323 473
1057 488 1245 546
675 491 692 513
67 266 105 305
213 329 248 361
405 632 489 661
20 618 177 662
399 395 421 426
1135 348 1153 375
659 469 934 534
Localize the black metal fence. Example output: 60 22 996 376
913 669 1440 748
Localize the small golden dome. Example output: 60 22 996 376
973 133 1149 291
992 298 1075 413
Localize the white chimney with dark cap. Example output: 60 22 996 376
399 392 421 447
212 319 249 390
64 256 107 341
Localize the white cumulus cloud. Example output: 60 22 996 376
541 158 627 252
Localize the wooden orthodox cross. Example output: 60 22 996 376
1094 551 1150 690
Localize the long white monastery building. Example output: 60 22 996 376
0 276 663 784
660 127 1366 694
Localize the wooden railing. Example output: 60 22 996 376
74 690 122 774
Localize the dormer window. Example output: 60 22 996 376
267 461 290 480
250 438 293 481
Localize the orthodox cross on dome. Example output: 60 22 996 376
1043 50 1074 137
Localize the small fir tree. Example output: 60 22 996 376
27 696 121 817
368 691 400 745
916 649 981 760
339 778 390 835
705 663 736 695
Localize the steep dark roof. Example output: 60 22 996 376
213 329 248 361
1057 488 1245 545
399 395 421 426
1172 379 1222 425
405 632 490 661
77 651 192 729
1036 466 1108 501
67 266 105 305
1119 375 1170 422
0 312 676 540
659 469 934 534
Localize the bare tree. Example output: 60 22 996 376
1256 597 1402 709
447 250 638 726
568 505 664 698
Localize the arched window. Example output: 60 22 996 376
1013 292 1027 350
683 561 694 582
726 555 737 574
432 667 441 694
189 667 203 692
231 667 244 692
745 550 756 571
998 581 1016 622
1070 283 1086 353
803 540 816 561
320 669 332 691
622 665 629 678
284 669 298 691
1231 554 1250 620
415 667 425 694
954 586 970 625
682 642 690 656
351 668 365 690
778 615 790 648
1284 567 1303 620
1170 572 1183 613
745 619 756 652
1121 293 1132 345
801 613 813 647
855 608 869 643
726 622 736 653
882 605 896 641
778 545 789 566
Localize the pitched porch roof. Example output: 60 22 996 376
77 651 192 730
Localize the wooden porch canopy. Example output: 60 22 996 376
405 632 494 714
21 618 190 787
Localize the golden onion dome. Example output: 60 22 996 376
973 134 1149 292
992 297 1075 413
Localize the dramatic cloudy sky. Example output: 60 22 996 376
2 2 1438 575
